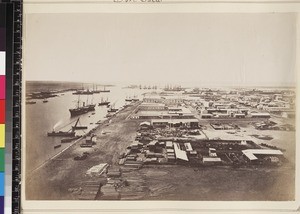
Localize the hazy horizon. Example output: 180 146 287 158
25 80 296 89
24 13 297 86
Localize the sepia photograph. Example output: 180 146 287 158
23 12 297 204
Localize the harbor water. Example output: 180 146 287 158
25 82 148 173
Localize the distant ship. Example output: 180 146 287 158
42 99 48 103
91 84 101 93
72 90 93 95
99 86 110 93
98 97 110 106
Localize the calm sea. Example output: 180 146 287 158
25 81 148 173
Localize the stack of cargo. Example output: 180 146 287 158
86 163 109 177
123 160 144 169
147 141 158 151
127 141 143 153
126 154 137 161
100 185 120 200
144 157 158 164
78 181 101 200
166 141 176 162
107 168 122 178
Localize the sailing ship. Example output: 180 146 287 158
72 84 94 95
69 95 95 117
91 84 101 93
98 97 110 106
72 89 93 95
99 86 110 93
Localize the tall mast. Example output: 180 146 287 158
77 95 80 108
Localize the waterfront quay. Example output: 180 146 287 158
26 87 295 201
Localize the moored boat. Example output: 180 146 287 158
99 86 110 93
69 95 95 117
54 144 62 149
47 130 75 137
26 101 36 104
98 97 110 106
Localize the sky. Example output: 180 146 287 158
24 13 296 86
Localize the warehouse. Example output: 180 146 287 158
138 103 166 111
143 95 163 103
150 118 199 128
250 112 271 118
202 157 222 165
201 113 213 119
173 143 189 161
242 149 283 162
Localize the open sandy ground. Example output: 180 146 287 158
26 103 296 201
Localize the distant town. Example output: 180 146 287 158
26 83 296 201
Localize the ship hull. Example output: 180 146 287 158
98 102 110 106
72 126 88 130
69 104 95 117
108 109 118 113
47 131 75 137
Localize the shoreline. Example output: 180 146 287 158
25 102 142 199
25 100 295 201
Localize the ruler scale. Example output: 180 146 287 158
0 0 22 213
0 5 6 214
12 1 22 213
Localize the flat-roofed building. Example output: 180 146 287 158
250 112 271 118
143 95 163 103
201 113 213 119
242 149 283 161
139 103 166 111
235 113 246 118
163 96 184 104
151 118 199 128
184 143 193 152
202 157 222 165
166 141 173 149
173 143 188 161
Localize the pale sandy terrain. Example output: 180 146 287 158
26 103 295 201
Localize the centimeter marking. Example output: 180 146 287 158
10 0 22 213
